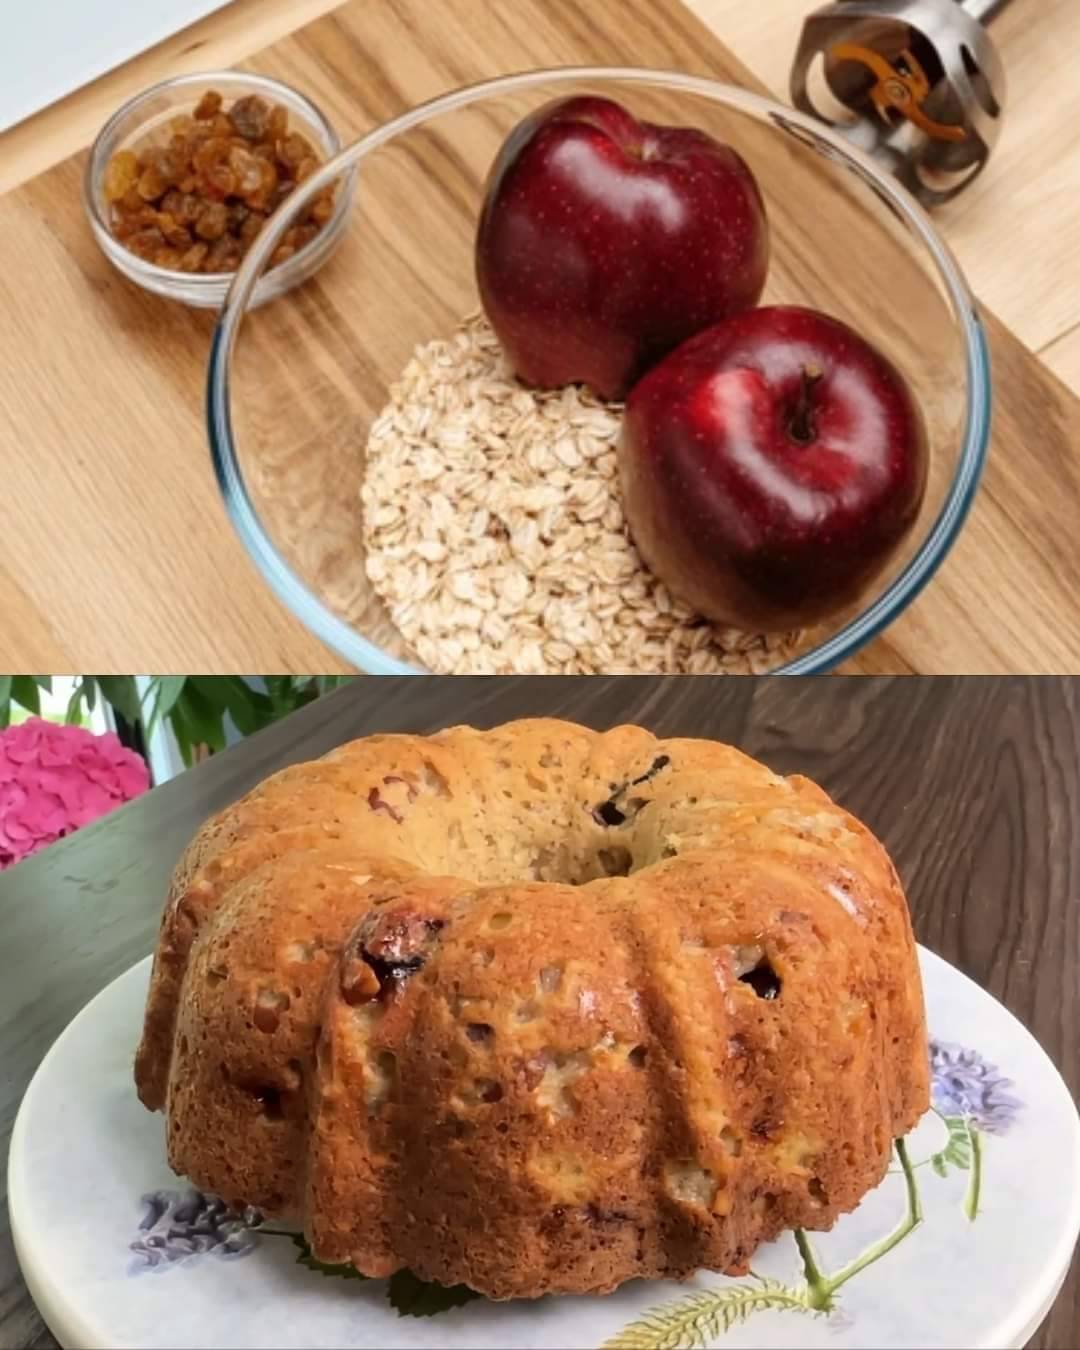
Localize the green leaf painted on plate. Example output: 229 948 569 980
964 1125 983 1222
603 1278 816 1350
931 1114 972 1175
287 1234 478 1315
387 1269 482 1318
290 1233 369 1280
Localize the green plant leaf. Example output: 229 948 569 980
387 1270 481 1318
175 684 228 753
10 676 41 715
285 1235 479 1317
94 676 142 727
290 1234 369 1281
0 675 12 729
186 676 248 712
604 1279 816 1350
316 675 355 696
32 676 52 692
65 679 88 725
145 676 188 738
188 677 274 738
931 1115 972 1175
261 675 320 720
167 699 197 768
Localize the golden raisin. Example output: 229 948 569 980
241 158 278 210
103 150 139 203
178 241 210 272
270 244 296 266
106 87 331 274
195 201 228 241
239 210 266 245
228 145 263 195
228 95 270 141
193 89 223 121
203 163 236 200
257 154 279 194
118 186 146 214
155 212 192 249
136 163 166 201
276 132 314 169
133 206 160 230
193 136 228 175
205 235 241 271
182 124 213 159
267 103 288 141
127 226 165 259
290 223 319 251
144 147 183 187
309 192 335 226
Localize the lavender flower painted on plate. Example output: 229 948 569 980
130 1189 262 1274
929 1039 1022 1134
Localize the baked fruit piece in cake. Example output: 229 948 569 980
135 717 929 1300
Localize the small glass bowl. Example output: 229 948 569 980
83 71 352 309
208 67 992 673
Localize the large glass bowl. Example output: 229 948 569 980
207 67 991 673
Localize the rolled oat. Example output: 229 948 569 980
360 313 804 674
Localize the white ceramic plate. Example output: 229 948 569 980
9 949 1080 1350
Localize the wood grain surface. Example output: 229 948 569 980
0 675 1077 1347
0 0 1077 672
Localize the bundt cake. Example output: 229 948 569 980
135 717 929 1300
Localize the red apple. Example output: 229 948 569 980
618 306 929 631
475 95 769 400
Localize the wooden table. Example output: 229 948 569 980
0 0 1078 673
1 675 1077 1348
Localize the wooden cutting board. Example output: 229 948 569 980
1 0 1078 673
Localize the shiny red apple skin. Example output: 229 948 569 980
618 305 929 632
475 95 769 400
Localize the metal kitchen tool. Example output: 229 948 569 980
791 0 1009 205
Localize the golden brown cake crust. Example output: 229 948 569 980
135 718 929 1299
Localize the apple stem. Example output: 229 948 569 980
788 365 824 444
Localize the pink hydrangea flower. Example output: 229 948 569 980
0 717 149 868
